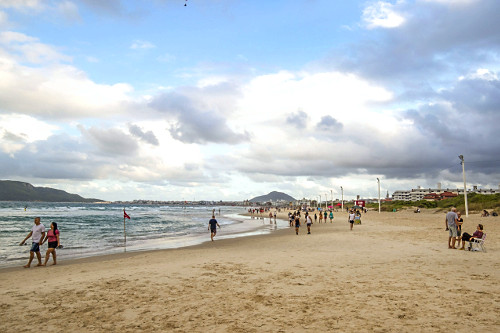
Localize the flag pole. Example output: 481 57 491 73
123 208 127 250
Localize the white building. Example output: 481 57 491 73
392 183 500 201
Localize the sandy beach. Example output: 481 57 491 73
0 209 498 332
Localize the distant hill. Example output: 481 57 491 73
249 191 296 203
0 180 103 202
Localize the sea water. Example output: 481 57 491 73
0 202 288 268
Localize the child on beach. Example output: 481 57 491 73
319 212 323 223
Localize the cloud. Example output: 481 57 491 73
0 31 136 119
128 124 159 146
79 125 139 156
316 115 343 131
57 1 81 22
149 82 250 144
362 1 405 29
130 40 155 50
286 110 308 128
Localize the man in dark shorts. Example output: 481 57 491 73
19 217 46 268
208 215 220 241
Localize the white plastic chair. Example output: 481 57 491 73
468 233 486 252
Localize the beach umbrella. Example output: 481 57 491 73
336 203 342 206
352 205 362 209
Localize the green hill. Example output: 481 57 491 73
249 191 296 203
0 180 103 202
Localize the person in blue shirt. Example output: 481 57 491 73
208 216 220 242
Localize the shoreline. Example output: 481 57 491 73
1 210 498 332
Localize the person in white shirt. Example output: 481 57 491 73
306 213 313 234
19 217 46 268
348 210 356 231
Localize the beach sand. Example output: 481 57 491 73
0 210 498 332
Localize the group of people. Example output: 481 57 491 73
314 210 334 223
19 217 61 268
445 207 484 250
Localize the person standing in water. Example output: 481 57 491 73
40 222 60 266
208 215 220 242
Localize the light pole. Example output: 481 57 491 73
459 155 469 217
377 178 381 213
319 194 322 211
330 190 333 210
325 193 328 210
340 186 344 211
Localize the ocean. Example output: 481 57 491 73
0 202 288 268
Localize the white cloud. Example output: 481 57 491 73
362 1 406 29
0 0 42 10
0 31 136 118
130 40 156 50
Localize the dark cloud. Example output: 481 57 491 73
316 115 343 131
79 125 139 156
2 130 27 143
149 83 250 144
286 110 308 128
330 0 500 83
444 76 500 116
128 124 159 146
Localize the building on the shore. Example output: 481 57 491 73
392 183 500 201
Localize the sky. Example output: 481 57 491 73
0 0 499 202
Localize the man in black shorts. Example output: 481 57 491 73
208 215 220 242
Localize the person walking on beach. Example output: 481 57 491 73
19 217 46 268
305 213 313 234
319 211 323 223
348 210 355 231
323 211 327 222
208 215 220 242
329 211 334 223
40 222 60 266
445 207 459 249
294 214 301 235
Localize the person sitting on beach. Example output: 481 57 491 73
40 222 60 266
481 210 489 217
208 216 220 242
459 224 484 250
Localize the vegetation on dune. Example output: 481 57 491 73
365 193 500 213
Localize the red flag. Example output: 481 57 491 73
124 210 130 219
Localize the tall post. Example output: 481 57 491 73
123 208 127 250
459 155 469 217
377 178 381 213
319 194 322 210
341 186 344 211
330 190 333 210
325 193 328 209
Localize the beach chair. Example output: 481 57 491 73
468 233 487 252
